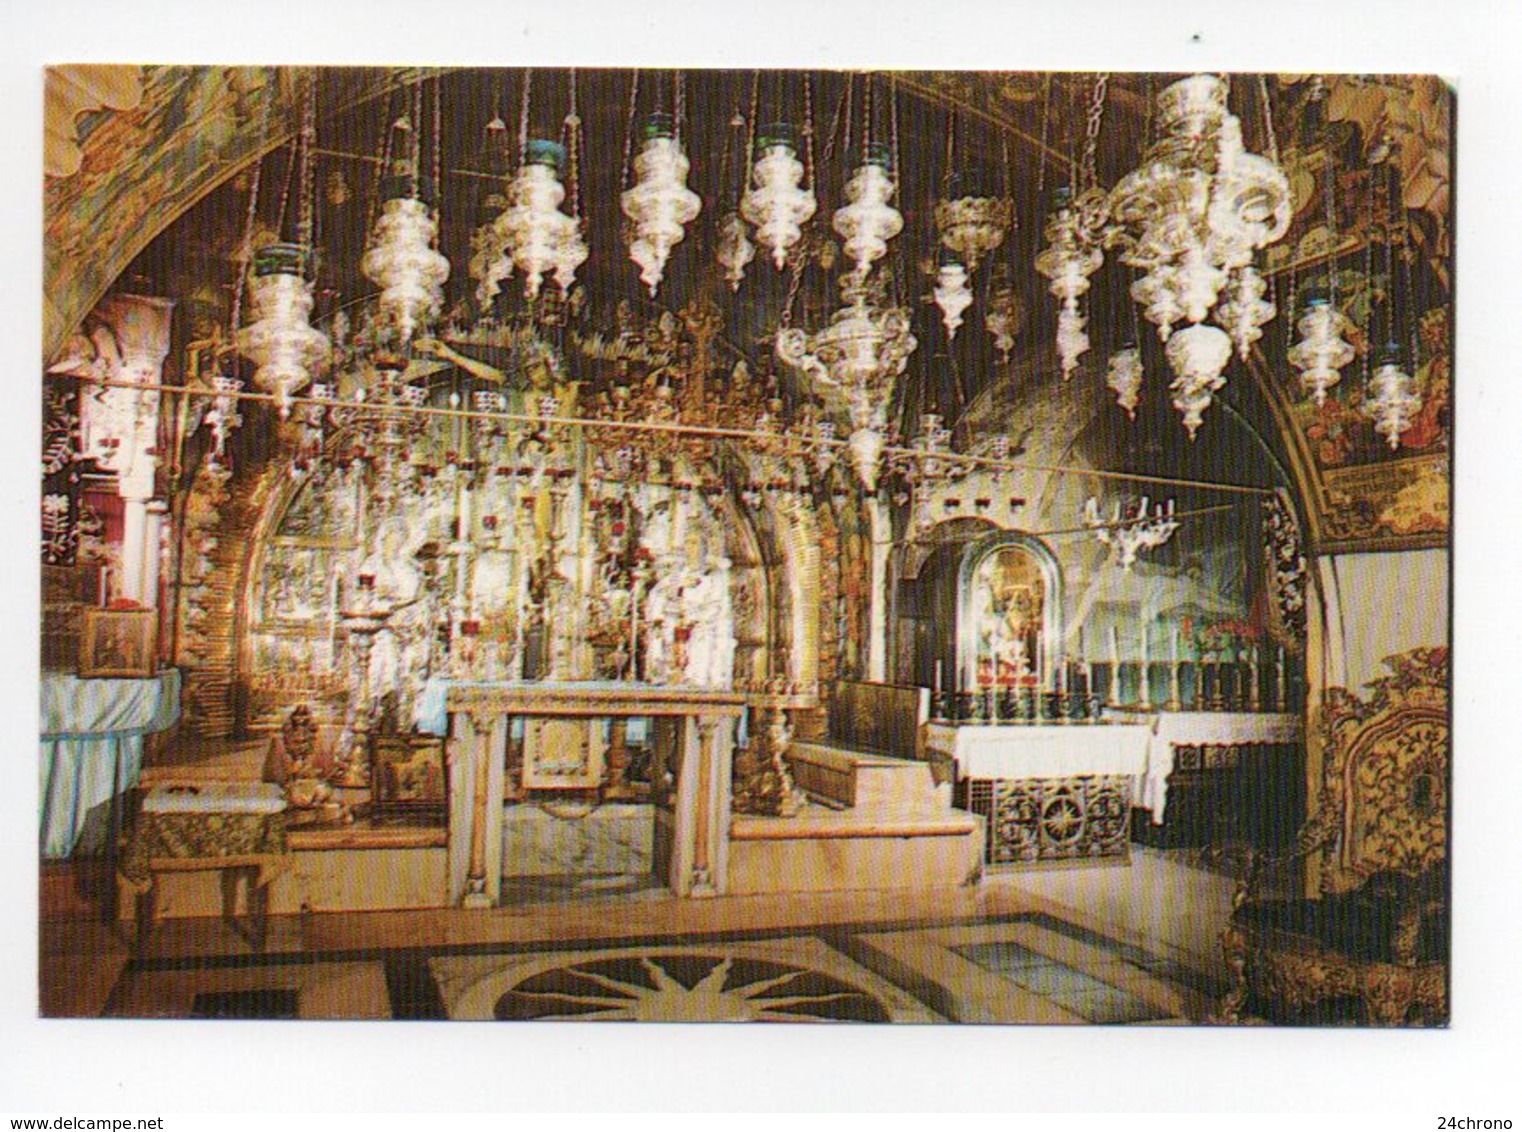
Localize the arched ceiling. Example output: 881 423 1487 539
44 66 1452 554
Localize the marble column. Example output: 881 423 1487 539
449 711 508 907
866 495 892 682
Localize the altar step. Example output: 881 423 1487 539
724 741 982 895
786 740 952 814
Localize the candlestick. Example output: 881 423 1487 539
935 659 943 696
1167 625 1182 711
1139 620 1152 710
1109 624 1121 707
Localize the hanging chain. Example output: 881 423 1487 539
566 68 582 220
410 75 423 198
273 136 297 243
743 70 760 201
889 74 901 195
1082 72 1109 194
1036 74 1052 194
620 70 640 190
431 68 442 209
1324 110 1338 309
802 71 816 191
366 85 395 238
674 69 685 145
228 107 269 342
297 68 318 259
1257 74 1280 167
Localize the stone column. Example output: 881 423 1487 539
142 500 168 609
450 709 507 908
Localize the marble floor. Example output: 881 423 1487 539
41 846 1234 1024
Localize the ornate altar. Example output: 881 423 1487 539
1220 647 1448 1025
956 532 1062 693
428 681 744 907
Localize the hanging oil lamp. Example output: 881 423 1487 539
1035 186 1103 380
621 113 702 298
493 139 581 301
1362 341 1422 449
833 142 902 283
1105 345 1145 419
1287 292 1356 406
361 191 451 346
933 256 974 339
235 243 332 418
935 166 1012 273
715 211 755 291
740 123 816 270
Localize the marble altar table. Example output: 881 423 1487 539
420 681 744 906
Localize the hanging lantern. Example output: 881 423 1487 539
1106 346 1145 419
740 124 816 270
1362 342 1422 449
361 195 451 345
1164 323 1232 439
1101 74 1291 430
983 283 1025 361
715 210 755 291
235 243 331 418
933 258 974 338
935 168 1012 272
833 143 902 282
775 279 918 491
1287 293 1356 406
1214 265 1275 360
621 114 702 297
491 139 582 300
1035 187 1103 380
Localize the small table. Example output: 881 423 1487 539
119 783 289 951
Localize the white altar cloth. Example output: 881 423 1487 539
925 712 1303 825
1129 712 1302 821
925 723 1153 781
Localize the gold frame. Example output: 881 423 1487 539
78 608 158 679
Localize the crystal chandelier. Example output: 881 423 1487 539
833 144 902 282
933 259 974 338
740 124 816 270
1286 294 1355 406
1102 74 1292 430
621 114 702 297
1082 495 1180 571
1105 346 1144 419
361 195 451 345
235 243 332 418
775 279 918 491
1034 186 1104 380
1362 343 1422 449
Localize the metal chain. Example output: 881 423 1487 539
411 76 423 198
566 68 582 219
802 71 816 190
674 69 684 145
518 68 533 167
743 70 760 202
228 113 267 341
1036 74 1052 194
297 68 318 257
1082 72 1109 193
431 67 442 208
620 70 639 190
1257 74 1280 167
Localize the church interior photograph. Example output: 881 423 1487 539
39 65 1452 1026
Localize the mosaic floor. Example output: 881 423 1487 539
84 903 1223 1024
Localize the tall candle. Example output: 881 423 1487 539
934 659 943 695
1139 620 1151 707
1109 625 1121 705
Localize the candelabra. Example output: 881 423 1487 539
1083 495 1180 570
